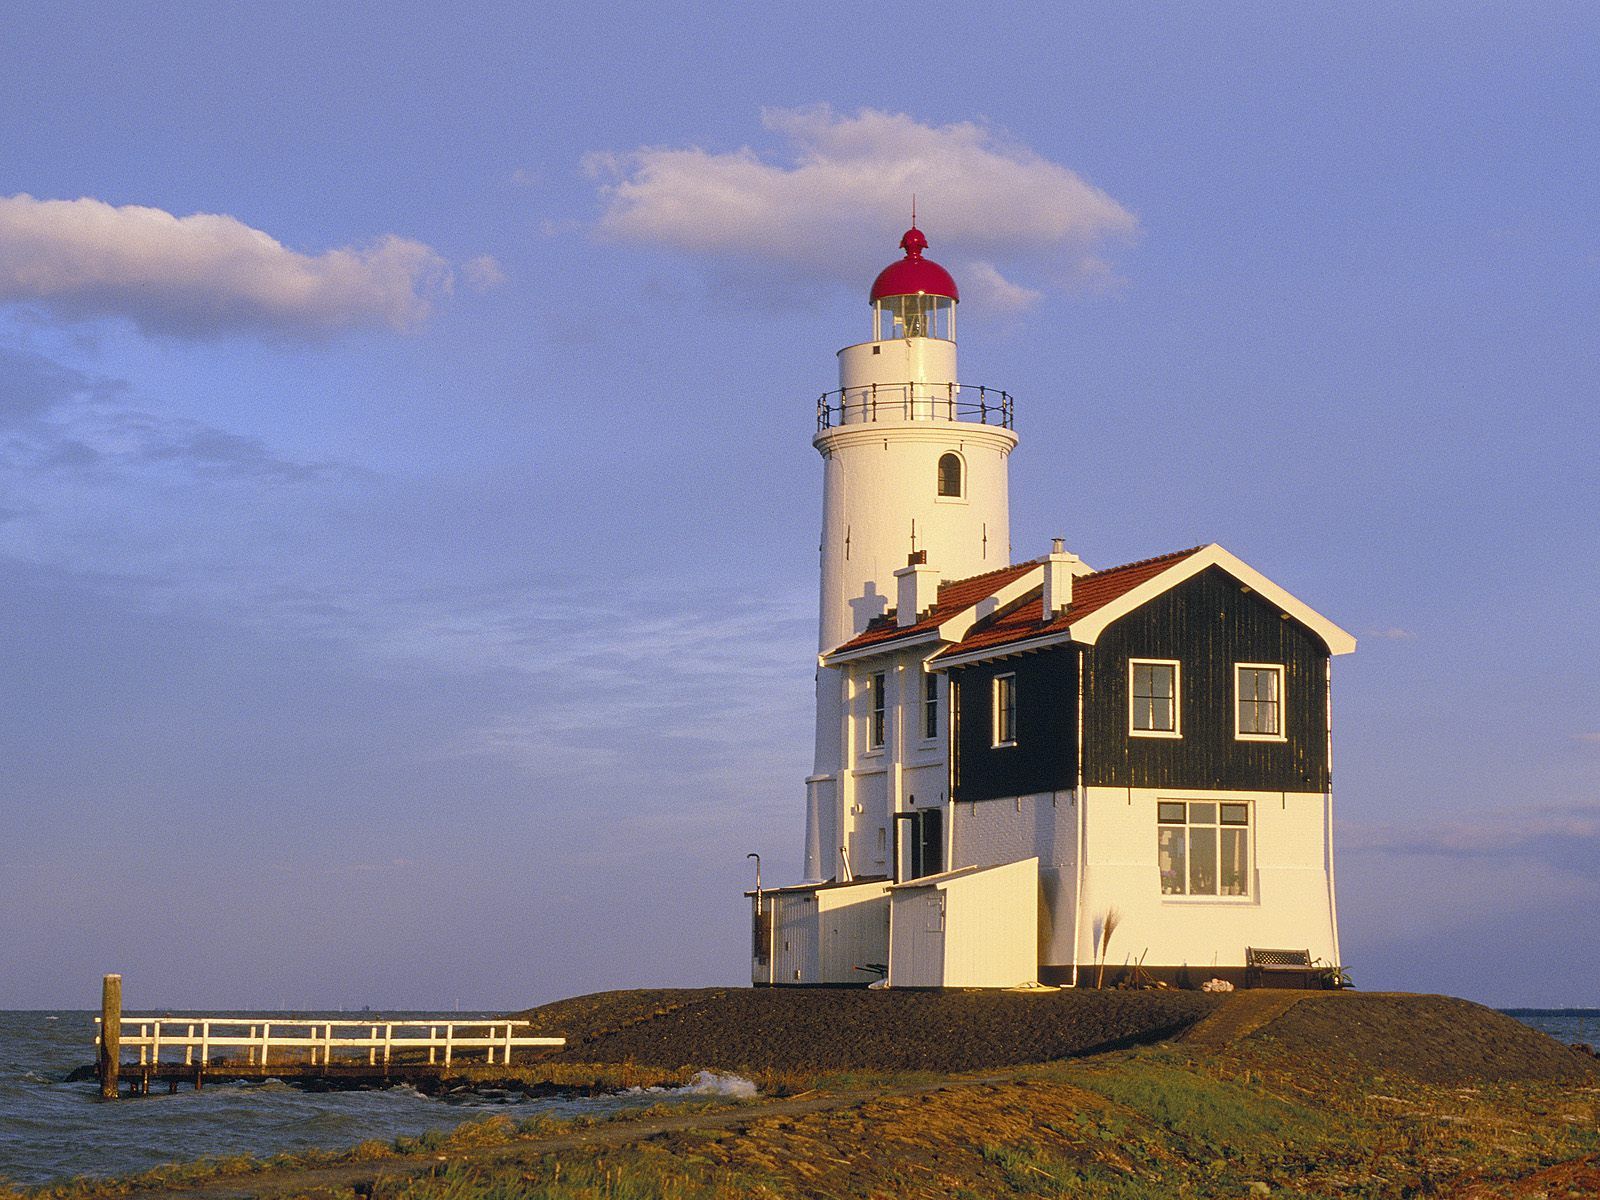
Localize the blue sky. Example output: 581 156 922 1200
1 3 1595 1009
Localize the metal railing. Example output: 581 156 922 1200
816 382 1014 432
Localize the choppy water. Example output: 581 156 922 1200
0 1010 739 1187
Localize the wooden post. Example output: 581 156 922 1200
99 974 121 1100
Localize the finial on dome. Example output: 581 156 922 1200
871 221 958 304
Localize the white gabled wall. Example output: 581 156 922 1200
1075 787 1337 973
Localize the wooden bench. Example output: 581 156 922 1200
1245 947 1316 989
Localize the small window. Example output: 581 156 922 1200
923 672 939 740
937 452 963 498
1130 659 1181 737
993 673 1017 747
1158 800 1250 897
1236 664 1285 740
868 671 886 749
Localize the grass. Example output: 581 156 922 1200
368 1156 775 1200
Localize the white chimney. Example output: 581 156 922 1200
1042 538 1082 618
894 552 941 627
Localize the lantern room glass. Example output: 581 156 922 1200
874 293 954 341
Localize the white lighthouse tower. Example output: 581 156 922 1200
803 226 1018 881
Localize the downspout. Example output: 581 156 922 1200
1324 657 1342 970
944 666 956 874
1071 645 1087 988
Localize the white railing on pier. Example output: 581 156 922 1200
95 1017 564 1069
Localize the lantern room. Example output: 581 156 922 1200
869 226 959 342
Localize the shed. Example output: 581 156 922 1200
750 877 890 985
887 858 1039 988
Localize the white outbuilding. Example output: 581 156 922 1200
887 858 1039 989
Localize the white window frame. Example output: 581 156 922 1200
866 671 886 752
992 672 1017 748
1157 798 1253 901
1235 662 1287 742
1128 658 1182 739
921 671 939 742
934 450 967 503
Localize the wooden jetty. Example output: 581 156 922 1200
94 974 564 1098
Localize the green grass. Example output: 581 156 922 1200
1073 1055 1338 1153
368 1156 772 1200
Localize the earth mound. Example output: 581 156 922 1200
515 987 1216 1073
1239 992 1599 1083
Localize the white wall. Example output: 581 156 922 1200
762 882 890 985
888 858 1038 988
942 858 1038 988
1077 787 1337 973
953 792 1078 967
815 421 1016 654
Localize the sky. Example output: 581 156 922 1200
1 3 1595 1010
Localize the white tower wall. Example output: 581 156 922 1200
804 320 1017 882
815 340 1017 653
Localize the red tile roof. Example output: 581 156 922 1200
826 546 1205 661
827 558 1042 656
937 547 1203 660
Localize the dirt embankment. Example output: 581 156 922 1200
516 986 1218 1073
1237 992 1599 1083
518 987 1600 1085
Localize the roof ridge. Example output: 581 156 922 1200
1085 545 1206 578
935 556 1043 594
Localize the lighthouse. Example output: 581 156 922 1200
760 222 1354 989
803 226 1018 882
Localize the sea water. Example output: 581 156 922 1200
0 1010 728 1187
1500 1008 1600 1047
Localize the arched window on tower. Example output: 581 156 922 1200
937 452 963 498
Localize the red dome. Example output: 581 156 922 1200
869 226 959 303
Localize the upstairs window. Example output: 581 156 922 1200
868 671 886 750
1130 659 1181 737
1236 664 1285 740
937 452 963 498
1158 801 1250 897
923 672 939 740
992 673 1017 747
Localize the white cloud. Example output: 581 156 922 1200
587 106 1136 308
461 254 506 289
0 194 458 338
1366 626 1417 640
1343 803 1600 868
964 260 1045 313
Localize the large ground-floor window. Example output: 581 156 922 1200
1158 800 1250 896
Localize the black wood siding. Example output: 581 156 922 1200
951 647 1077 803
1082 566 1330 791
